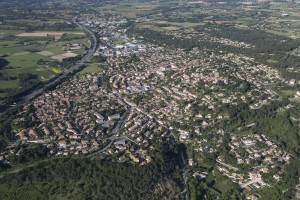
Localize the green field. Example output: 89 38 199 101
7 53 50 68
3 52 55 81
77 65 102 75
113 37 126 45
0 79 19 89
1 52 55 80
51 67 62 74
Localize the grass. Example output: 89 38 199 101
77 65 102 75
0 53 56 84
43 44 65 55
213 171 237 194
6 53 51 69
0 45 27 54
267 59 278 64
0 79 19 89
51 67 62 74
163 26 180 31
113 37 125 45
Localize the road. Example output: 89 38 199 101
111 109 130 135
1 16 98 112
240 178 261 188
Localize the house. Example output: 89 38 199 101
188 159 195 166
193 171 208 180
108 114 120 120
289 79 296 85
94 112 104 120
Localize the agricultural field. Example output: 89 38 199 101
99 0 300 39
0 30 89 97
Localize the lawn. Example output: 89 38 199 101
0 79 19 89
77 65 102 75
213 171 237 194
6 53 51 69
113 37 126 45
0 44 27 54
266 59 278 64
1 52 55 81
51 67 62 74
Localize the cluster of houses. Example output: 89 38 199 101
12 66 174 164
109 74 154 95
13 72 126 156
103 37 283 162
216 133 290 193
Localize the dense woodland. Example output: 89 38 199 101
0 142 184 200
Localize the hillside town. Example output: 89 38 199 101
1 13 297 199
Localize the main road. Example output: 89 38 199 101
2 16 98 108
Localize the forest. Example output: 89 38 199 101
0 141 184 200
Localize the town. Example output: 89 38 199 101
1 9 300 200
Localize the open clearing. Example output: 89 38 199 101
16 32 85 37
